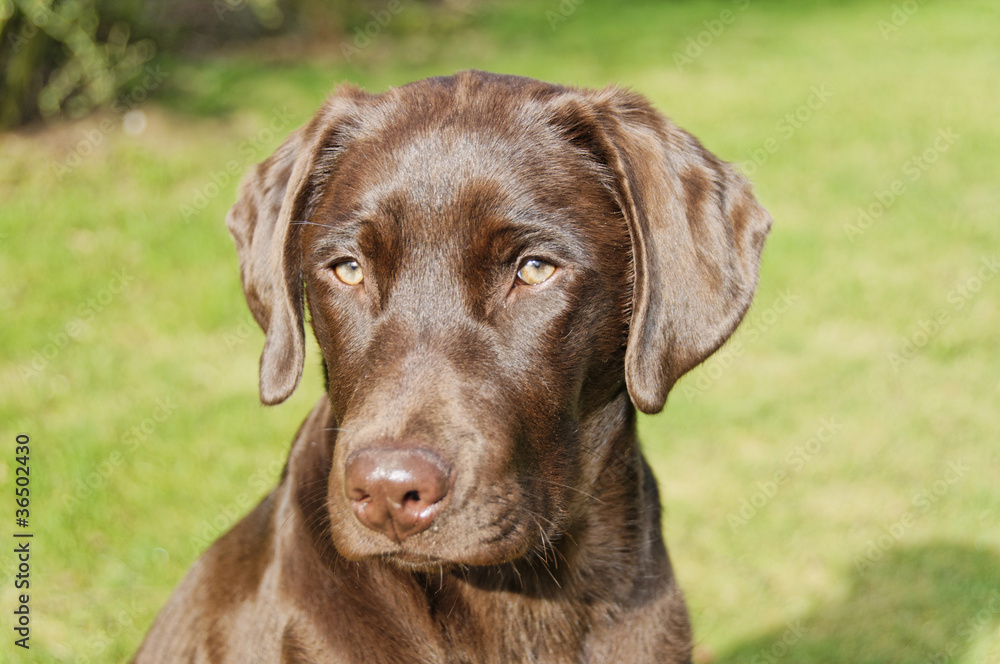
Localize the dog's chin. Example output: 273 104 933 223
333 533 540 571
376 550 456 572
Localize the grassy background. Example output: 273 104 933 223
2 1 999 661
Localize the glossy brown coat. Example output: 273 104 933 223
133 70 771 664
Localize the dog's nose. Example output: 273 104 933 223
344 449 450 543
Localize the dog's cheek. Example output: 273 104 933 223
544 262 630 414
500 379 580 533
523 281 625 514
305 280 371 415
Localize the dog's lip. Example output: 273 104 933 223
377 548 453 570
357 533 537 569
352 533 520 568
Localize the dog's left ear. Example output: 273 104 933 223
554 88 771 414
226 91 368 405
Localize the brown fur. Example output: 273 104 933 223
133 70 771 663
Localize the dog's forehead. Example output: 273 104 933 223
362 129 535 209
313 97 614 246
353 110 568 209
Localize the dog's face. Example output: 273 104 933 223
302 105 632 566
226 71 770 569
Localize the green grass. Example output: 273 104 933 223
2 1 999 661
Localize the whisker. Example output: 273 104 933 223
290 220 335 228
538 478 606 506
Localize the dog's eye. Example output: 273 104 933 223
516 259 556 286
333 260 364 286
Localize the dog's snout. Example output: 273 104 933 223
345 448 450 544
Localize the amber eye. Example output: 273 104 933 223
333 260 364 285
516 259 556 285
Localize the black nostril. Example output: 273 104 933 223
344 448 450 543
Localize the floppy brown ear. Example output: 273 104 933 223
226 91 367 405
575 89 772 414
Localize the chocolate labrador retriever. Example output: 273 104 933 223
133 70 770 663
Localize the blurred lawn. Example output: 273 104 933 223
2 1 1000 662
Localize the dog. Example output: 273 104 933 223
132 70 770 663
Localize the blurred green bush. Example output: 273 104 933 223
0 0 410 129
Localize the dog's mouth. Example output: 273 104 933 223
376 549 454 572
334 507 560 573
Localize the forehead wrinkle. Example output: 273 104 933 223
383 130 526 211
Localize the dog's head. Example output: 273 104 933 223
226 71 770 569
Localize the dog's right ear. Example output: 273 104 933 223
226 92 367 405
546 87 771 414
